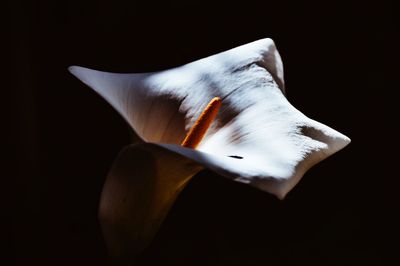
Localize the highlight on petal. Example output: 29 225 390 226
69 38 350 200
68 38 285 144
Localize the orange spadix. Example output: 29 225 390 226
181 97 222 149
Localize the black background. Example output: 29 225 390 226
7 0 399 265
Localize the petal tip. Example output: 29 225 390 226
68 65 79 75
260 37 276 47
333 132 351 153
271 186 288 200
277 193 286 201
68 65 88 81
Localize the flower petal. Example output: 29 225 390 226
158 118 350 199
68 66 187 144
68 38 284 144
69 38 350 199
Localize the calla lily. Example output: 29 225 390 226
69 38 350 262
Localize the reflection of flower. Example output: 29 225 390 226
69 38 350 261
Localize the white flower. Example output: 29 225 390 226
69 38 350 261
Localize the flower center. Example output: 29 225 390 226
181 97 222 149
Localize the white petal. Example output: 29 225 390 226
68 38 284 143
68 66 187 143
158 120 350 200
69 38 350 198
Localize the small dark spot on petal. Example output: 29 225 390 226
228 155 243 159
